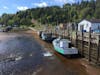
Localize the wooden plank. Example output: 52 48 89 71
88 28 91 61
75 26 78 48
96 35 100 64
84 45 89 48
90 48 98 50
81 31 84 55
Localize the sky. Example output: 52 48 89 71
0 0 81 16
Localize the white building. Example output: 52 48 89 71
78 19 100 32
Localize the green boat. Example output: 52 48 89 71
52 37 78 55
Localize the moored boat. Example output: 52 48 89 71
38 31 43 38
41 32 56 42
52 37 78 55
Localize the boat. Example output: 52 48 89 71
38 31 43 38
52 37 78 55
41 32 56 42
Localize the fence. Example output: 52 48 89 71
74 31 100 65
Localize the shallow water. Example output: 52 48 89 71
0 31 99 75
0 32 44 75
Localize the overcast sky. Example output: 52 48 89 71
0 0 82 16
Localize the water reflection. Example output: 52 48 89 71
0 32 44 75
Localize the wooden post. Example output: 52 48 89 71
88 27 91 61
81 26 84 56
69 24 72 40
96 34 100 64
67 23 71 39
68 25 69 39
64 29 65 38
55 26 58 37
75 24 78 48
63 29 64 39
70 24 72 42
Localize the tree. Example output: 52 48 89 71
0 0 99 27
7 20 14 25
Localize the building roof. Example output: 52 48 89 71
87 19 100 23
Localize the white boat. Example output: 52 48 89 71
52 37 78 55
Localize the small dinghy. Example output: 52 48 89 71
52 37 78 55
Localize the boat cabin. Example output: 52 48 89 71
59 39 71 48
56 38 72 48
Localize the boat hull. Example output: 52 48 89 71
52 39 78 55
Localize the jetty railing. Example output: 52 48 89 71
74 31 100 65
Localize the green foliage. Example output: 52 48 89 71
0 0 99 27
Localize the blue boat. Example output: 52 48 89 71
52 37 78 55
